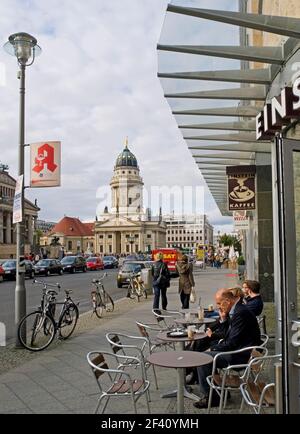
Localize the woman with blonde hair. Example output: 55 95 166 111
152 252 170 311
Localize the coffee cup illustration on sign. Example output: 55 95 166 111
229 177 255 202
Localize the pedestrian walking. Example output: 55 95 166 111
152 252 170 311
176 254 195 309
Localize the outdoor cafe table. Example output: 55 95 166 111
156 331 206 404
174 317 216 328
148 351 213 414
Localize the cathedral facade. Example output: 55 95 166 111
94 141 166 255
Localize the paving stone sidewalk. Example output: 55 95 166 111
0 268 243 414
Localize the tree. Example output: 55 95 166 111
219 234 241 254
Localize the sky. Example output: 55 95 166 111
0 0 239 234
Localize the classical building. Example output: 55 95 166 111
40 216 94 256
36 219 56 234
95 141 166 254
164 214 213 252
0 164 39 258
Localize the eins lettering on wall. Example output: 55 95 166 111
256 77 300 140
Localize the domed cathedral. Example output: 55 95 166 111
94 139 166 255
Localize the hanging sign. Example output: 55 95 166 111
227 166 256 211
30 141 61 187
233 211 249 230
13 175 23 224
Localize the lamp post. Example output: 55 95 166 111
128 234 135 254
4 33 41 347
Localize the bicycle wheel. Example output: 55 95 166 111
140 283 148 299
92 292 104 318
103 291 114 312
18 311 56 351
59 303 79 339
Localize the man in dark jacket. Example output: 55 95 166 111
242 280 264 316
152 252 170 311
194 288 261 409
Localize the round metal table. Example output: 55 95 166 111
148 351 212 414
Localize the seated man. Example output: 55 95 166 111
194 288 261 409
242 280 264 316
186 287 242 385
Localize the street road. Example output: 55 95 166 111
0 268 126 343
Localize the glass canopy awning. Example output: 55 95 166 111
157 0 300 215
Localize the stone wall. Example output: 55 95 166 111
257 165 274 302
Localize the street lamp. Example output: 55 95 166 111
4 33 41 347
128 234 135 254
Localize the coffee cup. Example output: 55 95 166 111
185 312 191 321
234 186 249 199
208 304 214 312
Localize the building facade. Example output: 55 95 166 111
164 214 213 252
40 216 94 256
36 219 56 234
95 141 166 254
0 164 39 258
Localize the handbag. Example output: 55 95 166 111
190 288 196 303
153 264 170 288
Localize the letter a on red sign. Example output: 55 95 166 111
30 141 61 187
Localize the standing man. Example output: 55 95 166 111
152 252 170 311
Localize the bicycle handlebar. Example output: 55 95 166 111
92 272 108 284
33 278 61 290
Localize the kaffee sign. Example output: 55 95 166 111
227 166 256 211
256 77 300 140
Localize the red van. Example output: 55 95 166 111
151 248 180 274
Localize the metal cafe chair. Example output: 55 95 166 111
87 350 150 414
152 308 184 329
136 320 175 352
206 345 268 414
240 354 282 414
106 332 159 394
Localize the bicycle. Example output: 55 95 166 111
18 279 79 351
91 273 114 318
127 272 148 302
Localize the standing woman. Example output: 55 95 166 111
152 252 170 311
176 254 195 309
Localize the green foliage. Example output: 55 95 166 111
237 255 245 265
219 234 242 254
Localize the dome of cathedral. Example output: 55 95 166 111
115 144 138 168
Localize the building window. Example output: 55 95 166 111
108 235 112 239
128 198 132 205
126 244 130 253
135 234 139 238
68 241 72 250
100 245 103 253
135 244 139 253
109 245 112 253
147 234 151 239
99 235 103 239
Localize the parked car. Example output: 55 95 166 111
60 256 87 273
86 256 104 271
103 256 118 269
117 260 153 288
34 259 64 276
2 259 34 280
0 264 4 282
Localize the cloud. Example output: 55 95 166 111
0 0 234 234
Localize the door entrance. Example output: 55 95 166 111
276 137 300 414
